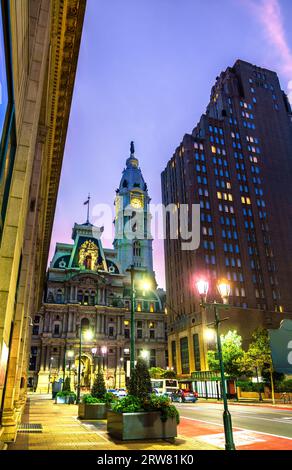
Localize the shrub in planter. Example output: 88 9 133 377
56 390 76 404
78 373 113 420
91 371 106 399
108 359 179 440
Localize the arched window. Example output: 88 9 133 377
133 240 141 257
77 290 83 303
81 318 90 332
84 290 89 305
89 290 96 306
56 289 63 304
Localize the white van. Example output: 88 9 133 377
151 378 179 396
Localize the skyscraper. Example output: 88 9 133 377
161 60 292 376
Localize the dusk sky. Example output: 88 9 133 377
49 0 292 288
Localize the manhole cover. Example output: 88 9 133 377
18 423 43 433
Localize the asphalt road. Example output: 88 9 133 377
176 402 292 439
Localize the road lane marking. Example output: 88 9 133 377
180 415 292 441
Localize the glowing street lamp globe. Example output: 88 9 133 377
217 280 231 304
140 349 150 360
196 279 209 302
83 329 94 341
101 346 107 355
204 329 215 342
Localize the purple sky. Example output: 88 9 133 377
49 0 292 288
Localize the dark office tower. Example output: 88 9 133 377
161 60 292 372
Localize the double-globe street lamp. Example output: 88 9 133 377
196 278 236 451
76 327 94 403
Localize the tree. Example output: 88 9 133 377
243 328 273 399
162 370 177 379
207 330 245 378
149 367 164 379
128 358 152 400
148 367 177 379
91 371 106 399
62 376 71 392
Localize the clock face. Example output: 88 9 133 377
131 197 143 209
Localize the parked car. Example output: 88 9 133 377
107 388 127 398
107 389 119 396
171 389 198 403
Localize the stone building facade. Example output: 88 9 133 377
0 0 86 444
29 146 167 392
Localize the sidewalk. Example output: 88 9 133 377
8 395 218 451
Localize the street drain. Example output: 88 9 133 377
18 423 43 433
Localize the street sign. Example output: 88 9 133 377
268 319 292 374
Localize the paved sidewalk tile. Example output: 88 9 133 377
7 395 218 451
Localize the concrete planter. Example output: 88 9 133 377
78 402 107 420
107 410 177 440
55 395 75 404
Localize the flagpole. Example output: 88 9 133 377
87 194 90 223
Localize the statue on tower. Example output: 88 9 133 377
130 141 135 155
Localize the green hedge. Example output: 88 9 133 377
236 381 264 392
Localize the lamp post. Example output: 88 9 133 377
101 346 107 370
66 350 74 376
196 279 236 451
119 357 124 389
127 266 151 375
76 327 93 404
48 357 54 394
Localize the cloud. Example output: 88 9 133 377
245 0 292 101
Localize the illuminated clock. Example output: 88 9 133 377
131 197 143 209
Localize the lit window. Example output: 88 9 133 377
246 197 251 204
241 196 245 204
211 146 216 154
228 194 233 201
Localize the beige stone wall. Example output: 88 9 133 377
0 0 86 444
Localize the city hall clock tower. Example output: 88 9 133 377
114 142 154 279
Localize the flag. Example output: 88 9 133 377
84 198 89 205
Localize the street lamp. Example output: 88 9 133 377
196 278 236 451
101 345 107 372
140 349 150 361
48 357 54 394
76 327 93 403
119 357 124 389
67 350 74 375
127 265 151 374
